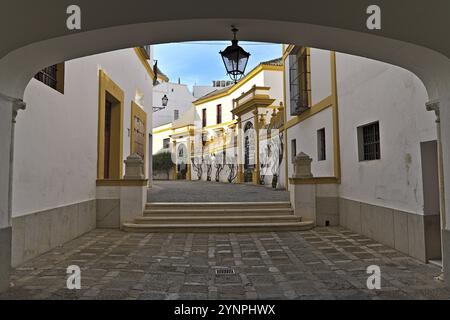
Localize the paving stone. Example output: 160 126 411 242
0 226 447 300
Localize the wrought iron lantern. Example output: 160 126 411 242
161 94 168 107
219 27 250 83
153 94 168 112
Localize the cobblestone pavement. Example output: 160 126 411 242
1 227 449 300
148 180 290 202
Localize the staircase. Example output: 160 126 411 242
122 201 314 232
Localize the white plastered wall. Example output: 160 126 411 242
336 52 435 215
13 48 153 217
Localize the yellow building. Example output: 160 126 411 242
152 58 286 186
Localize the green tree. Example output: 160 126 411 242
152 151 174 179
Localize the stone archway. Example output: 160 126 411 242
2 1 450 290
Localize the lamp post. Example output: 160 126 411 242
219 27 251 84
153 94 168 112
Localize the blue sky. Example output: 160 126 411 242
153 42 282 89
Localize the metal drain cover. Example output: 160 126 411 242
215 268 235 275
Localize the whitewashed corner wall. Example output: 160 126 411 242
11 48 153 266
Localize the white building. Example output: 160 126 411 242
153 82 196 127
152 57 284 183
11 47 155 266
282 45 439 263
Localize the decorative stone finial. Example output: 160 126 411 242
124 153 144 179
293 152 313 178
426 99 440 123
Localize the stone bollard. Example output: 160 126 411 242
293 152 313 178
124 153 145 180
289 152 316 225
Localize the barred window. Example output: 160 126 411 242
291 139 297 163
358 121 380 161
34 63 64 93
289 48 310 116
163 138 170 149
317 128 326 161
202 108 207 128
216 104 222 124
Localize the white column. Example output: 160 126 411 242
435 94 450 284
0 92 25 292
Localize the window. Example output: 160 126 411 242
289 48 310 115
317 128 326 161
174 109 179 120
216 104 222 124
202 108 207 128
34 63 65 94
163 138 170 149
358 121 380 161
291 139 297 163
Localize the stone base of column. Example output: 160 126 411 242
442 229 450 286
186 164 191 181
252 169 261 185
0 226 11 292
119 185 147 226
237 166 244 183
289 182 316 224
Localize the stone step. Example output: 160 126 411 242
135 215 300 224
122 221 314 233
143 207 294 217
145 201 292 210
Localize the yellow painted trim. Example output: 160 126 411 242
134 47 170 83
56 62 65 94
284 96 333 130
96 179 148 187
203 120 237 131
282 57 289 191
98 69 124 180
288 177 340 185
282 48 341 184
130 101 147 175
193 64 283 106
282 45 295 61
232 97 276 117
152 125 172 135
330 51 342 180
134 48 156 80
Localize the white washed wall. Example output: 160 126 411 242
13 49 153 217
336 52 435 214
153 82 195 127
287 107 334 178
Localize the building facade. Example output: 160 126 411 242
151 45 441 263
153 82 195 128
282 45 439 263
152 58 284 184
11 47 155 266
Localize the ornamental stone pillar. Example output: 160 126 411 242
293 152 313 178
288 152 316 224
124 154 145 179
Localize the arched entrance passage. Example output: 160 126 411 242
2 2 450 290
